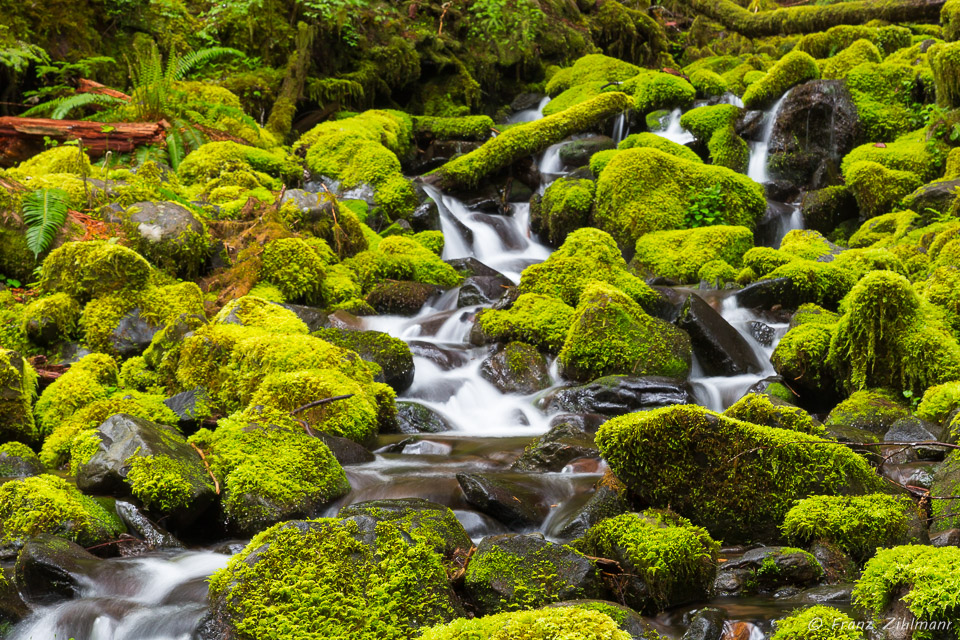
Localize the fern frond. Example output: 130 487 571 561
50 93 125 119
171 47 245 81
166 127 185 169
205 104 259 131
22 188 69 258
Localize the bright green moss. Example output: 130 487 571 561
848 210 918 249
841 134 941 182
632 225 753 284
125 453 209 513
844 62 920 141
618 132 702 163
824 389 909 436
213 295 309 334
518 228 658 308
321 264 364 308
247 282 287 303
853 545 960 629
792 303 841 328
796 24 912 59
118 356 160 392
689 69 729 97
771 606 865 640
558 282 691 382
33 353 117 436
621 70 696 114
588 150 619 176
596 405 885 543
697 259 737 284
743 246 796 277
679 104 741 143
420 608 631 640
820 39 883 80
772 323 838 396
476 294 576 354
0 441 41 476
742 50 820 109
544 54 642 96
178 141 300 188
413 231 445 256
0 349 38 445
209 517 457 638
779 229 835 260
929 42 960 108
39 241 152 302
831 248 907 279
765 260 857 309
531 177 595 246
343 250 415 293
7 145 92 180
946 0 960 42
723 392 826 436
542 81 609 116
917 380 960 424
829 271 960 394
580 511 718 613
707 126 749 172
411 115 494 141
918 266 960 333
19 293 81 345
0 474 124 546
377 236 462 287
190 407 350 533
782 494 920 561
593 148 765 248
260 237 328 305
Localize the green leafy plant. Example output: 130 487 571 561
902 389 920 411
684 184 726 228
0 274 22 288
22 188 70 258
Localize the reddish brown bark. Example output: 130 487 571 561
0 117 169 166
76 79 133 102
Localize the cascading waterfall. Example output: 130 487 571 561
747 90 791 184
653 107 695 146
612 111 630 144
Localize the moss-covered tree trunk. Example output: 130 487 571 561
682 0 944 37
265 23 316 140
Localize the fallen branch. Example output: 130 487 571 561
290 394 356 437
190 442 220 494
77 78 133 102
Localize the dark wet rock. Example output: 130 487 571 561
809 542 858 584
768 80 858 189
339 498 472 559
479 342 551 394
0 445 42 477
553 473 630 541
109 308 161 358
548 412 608 433
446 257 503 278
801 186 859 234
903 178 960 218
746 376 797 401
764 180 799 203
324 309 365 330
907 466 936 490
457 472 551 527
547 599 656 639
410 200 441 232
76 414 215 527
539 375 692 416
511 423 597 472
315 432 375 465
366 280 442 315
676 293 762 376
748 320 776 346
886 416 947 460
754 201 798 249
163 387 211 435
115 500 183 552
511 92 543 112
680 607 727 640
313 327 415 393
931 528 960 547
391 401 455 434
464 533 603 614
14 534 101 605
0 565 28 627
714 547 824 597
558 136 616 168
736 110 766 141
458 274 513 307
408 341 472 370
280 303 329 332
736 277 796 310
788 583 854 604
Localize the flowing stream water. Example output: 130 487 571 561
8 96 818 640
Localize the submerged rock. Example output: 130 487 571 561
457 472 552 528
511 422 598 472
14 535 102 605
540 375 692 416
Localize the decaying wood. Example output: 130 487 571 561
77 79 133 102
0 117 169 165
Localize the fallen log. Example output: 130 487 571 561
681 0 944 37
77 79 133 102
0 117 168 166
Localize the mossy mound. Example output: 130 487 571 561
38 240 152 302
770 606 865 640
845 161 923 219
918 380 960 424
420 607 630 640
617 132 702 164
558 282 691 383
723 393 826 437
530 177 595 247
189 406 350 534
679 104 740 143
208 516 459 638
178 141 299 191
0 441 42 477
689 68 729 97
929 41 960 109
593 148 765 248
313 328 415 393
820 39 882 80
621 69 697 114
259 237 328 305
580 511 719 613
19 293 81 347
782 494 923 562
0 474 125 547
595 405 885 543
545 54 641 96
0 349 38 446
213 295 308 334
33 353 118 437
632 225 753 284
475 294 576 353
824 389 910 436
844 62 924 141
377 236 462 287
771 322 839 402
742 50 820 109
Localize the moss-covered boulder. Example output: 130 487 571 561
313 327 415 393
824 389 910 437
845 161 923 219
0 442 42 477
479 342 551 394
770 606 865 640
33 352 118 437
38 240 152 302
474 294 576 353
259 237 329 305
0 349 38 446
19 293 81 347
208 516 460 639
580 511 719 613
713 546 823 597
782 494 925 562
595 405 886 543
771 322 840 406
420 607 631 640
558 282 691 382
632 225 753 284
189 406 350 535
530 177 595 247
742 50 820 109
723 392 826 437
115 201 212 278
0 474 125 548
464 533 603 614
931 450 960 534
679 104 740 144
592 148 765 248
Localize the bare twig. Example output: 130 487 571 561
290 394 356 437
190 442 220 494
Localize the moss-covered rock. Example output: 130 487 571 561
617 131 702 163
530 177 595 247
742 50 820 109
772 323 840 406
824 389 910 437
632 225 753 284
929 41 960 109
842 62 920 141
592 148 765 248
0 474 124 547
723 393 826 437
770 606 865 640
558 282 691 383
545 54 641 96
479 342 551 395
208 516 459 638
679 104 741 143
918 381 960 425
19 293 81 348
420 607 631 640
0 349 38 446
595 405 886 543
782 494 924 562
845 161 923 219
689 68 729 98
0 441 42 478
178 140 300 190
475 294 576 353
33 352 117 437
707 125 749 172
116 201 212 278
930 450 960 533
820 39 883 80
378 236 462 287
313 327 414 393
580 511 719 613
38 241 152 302
259 237 328 305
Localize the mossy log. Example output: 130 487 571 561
0 117 168 166
681 0 944 37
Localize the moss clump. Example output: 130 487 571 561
697 259 737 284
119 356 160 391
531 177 595 247
7 145 92 180
764 260 857 309
177 141 300 189
213 295 309 334
593 148 765 248
679 104 741 143
820 39 883 80
772 323 838 399
0 349 38 446
723 393 826 437
33 353 117 436
421 608 630 640
841 133 940 179
19 293 81 346
312 328 413 392
476 294 575 353
518 228 657 308
853 545 960 630
782 494 921 562
413 231 444 257
743 247 798 277
771 606 865 640
0 474 124 546
209 517 458 638
917 381 960 424
558 282 691 382
190 407 350 534
595 405 885 543
617 132 702 164
844 63 922 141
845 161 923 219
622 70 697 115
377 236 462 287
742 50 820 109
829 271 960 394
847 210 918 249
707 126 749 172
542 81 610 117
929 42 960 108
545 54 642 96
580 511 718 613
260 237 328 305
824 389 910 436
411 115 493 141
0 441 41 477
689 68 729 97
124 452 212 514
779 229 836 261
39 240 152 302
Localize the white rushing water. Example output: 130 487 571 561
747 90 791 184
652 107 694 146
505 96 551 124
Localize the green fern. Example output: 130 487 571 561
22 92 126 119
22 188 70 258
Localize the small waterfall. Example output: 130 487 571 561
538 142 566 179
747 90 791 184
722 92 744 108
612 111 630 145
775 202 805 245
652 108 694 146
506 96 551 124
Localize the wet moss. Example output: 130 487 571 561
632 226 753 283
764 260 857 309
377 236 461 287
779 229 836 261
724 393 826 437
617 132 702 163
260 238 328 305
476 294 576 353
771 606 865 640
178 141 300 189
742 50 820 109
33 353 118 437
39 241 152 303
0 349 38 446
772 322 838 397
420 608 631 640
824 389 910 436
679 104 741 143
820 39 883 80
929 42 960 108
531 177 595 246
411 115 493 141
